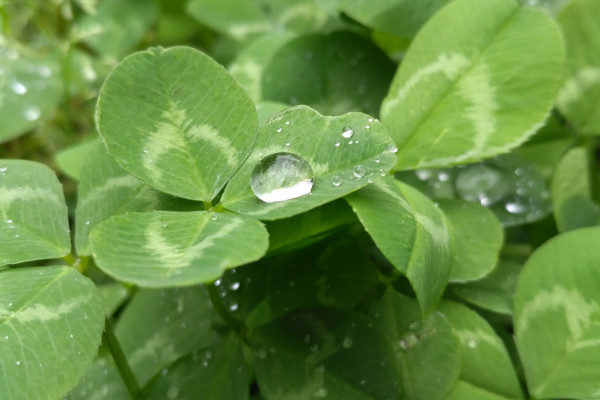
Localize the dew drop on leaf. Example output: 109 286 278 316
23 106 41 121
341 126 354 138
250 152 314 203
353 165 366 178
332 176 342 187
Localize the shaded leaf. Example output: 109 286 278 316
249 307 401 400
0 266 105 400
55 138 98 181
346 176 453 314
439 301 523 399
363 291 461 400
381 0 565 169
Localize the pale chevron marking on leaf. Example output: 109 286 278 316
457 62 498 152
186 122 237 167
0 295 90 324
558 67 600 106
143 103 238 181
229 58 263 98
78 175 141 209
127 332 175 367
382 53 469 115
517 286 599 346
455 328 504 351
0 186 62 215
572 338 600 351
278 3 328 27
145 217 243 274
228 21 272 41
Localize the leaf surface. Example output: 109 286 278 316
96 46 258 201
381 0 565 169
222 106 397 220
363 291 461 400
438 200 503 282
439 301 523 399
90 211 268 287
346 177 453 314
249 307 401 400
0 160 70 265
0 266 105 400
557 0 600 135
514 226 600 399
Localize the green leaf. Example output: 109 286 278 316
0 41 62 142
265 200 356 252
345 176 453 314
229 32 297 101
75 0 159 60
514 226 600 399
0 160 70 265
443 381 514 400
140 337 250 400
556 0 600 135
438 200 503 282
221 106 397 220
438 301 523 399
67 351 129 400
115 287 221 386
363 291 461 400
249 307 401 400
551 146 600 232
259 31 397 116
96 46 258 201
265 235 381 319
76 141 195 256
55 138 98 181
0 266 105 400
451 259 522 315
338 0 450 39
381 0 565 170
186 0 330 42
90 211 269 287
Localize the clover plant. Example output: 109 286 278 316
2 0 600 399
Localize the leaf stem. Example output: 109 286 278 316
103 317 140 398
205 283 244 333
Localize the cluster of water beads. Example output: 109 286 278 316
397 155 551 226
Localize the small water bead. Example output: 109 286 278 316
229 303 239 312
341 126 354 139
467 339 478 349
334 141 341 147
342 336 353 349
353 165 366 178
11 81 27 95
230 281 240 291
285 142 290 147
285 121 290 125
276 128 282 133
23 106 41 121
332 176 342 187
388 145 398 153
315 388 328 398
505 200 527 214
250 152 314 203
348 140 353 144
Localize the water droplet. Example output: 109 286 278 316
210 214 218 221
388 145 398 153
374 156 381 164
229 303 239 312
11 81 27 95
230 282 240 291
38 65 51 77
348 140 354 144
276 128 282 133
332 176 342 187
285 142 290 147
6 219 13 224
23 106 41 121
368 118 374 122
315 388 328 398
15 361 21 366
341 126 354 139
335 141 341 147
161 368 169 376
0 166 6 173
85 220 90 225
456 165 511 206
365 125 371 129
505 200 527 214
250 152 314 203
69 334 74 339
353 165 366 178
342 336 353 348
409 322 419 330
162 223 168 227
467 339 477 348
285 120 290 125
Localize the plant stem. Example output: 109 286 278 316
103 317 140 398
205 283 244 333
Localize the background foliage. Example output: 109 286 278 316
1 0 600 399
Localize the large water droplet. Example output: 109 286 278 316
353 165 366 178
341 126 354 139
456 165 511 206
250 152 314 203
